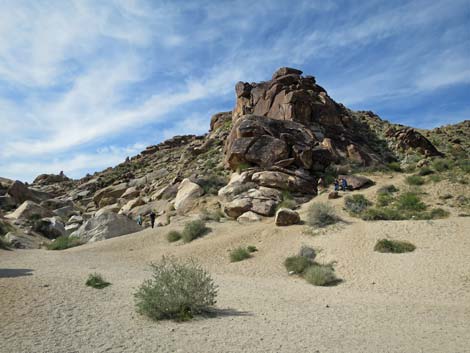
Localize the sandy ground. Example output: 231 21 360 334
1 174 470 353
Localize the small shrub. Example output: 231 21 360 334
134 257 218 321
86 273 111 289
199 208 224 222
428 208 450 219
397 192 426 211
344 194 372 216
418 167 434 176
236 162 252 173
182 220 209 243
376 192 394 207
46 236 83 250
303 264 338 286
229 247 251 262
377 185 399 194
247 245 258 253
0 236 10 250
166 230 182 242
0 220 14 236
361 208 404 221
432 158 451 172
198 175 227 195
405 175 425 186
429 174 442 183
284 255 311 274
306 203 338 228
374 239 416 253
387 162 403 172
277 191 297 210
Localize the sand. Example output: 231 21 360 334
1 175 470 353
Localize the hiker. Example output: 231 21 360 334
334 179 339 192
317 177 325 192
149 211 156 228
137 214 142 226
341 178 348 191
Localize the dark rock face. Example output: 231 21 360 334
386 127 443 156
33 172 70 185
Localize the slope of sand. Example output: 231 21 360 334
1 174 470 353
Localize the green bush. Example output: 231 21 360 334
0 220 14 236
418 167 434 176
376 192 394 207
198 175 227 195
182 220 209 243
0 236 10 250
429 174 442 183
229 247 251 262
166 230 182 242
284 256 311 274
361 207 404 220
303 264 338 286
432 158 452 172
374 239 416 253
134 257 218 321
387 162 403 172
377 185 399 194
46 236 83 250
86 273 111 289
306 203 338 227
405 175 425 186
247 245 258 253
344 194 372 216
397 192 426 211
199 208 224 222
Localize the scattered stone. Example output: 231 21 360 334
328 191 340 199
237 211 262 223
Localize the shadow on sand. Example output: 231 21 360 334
202 307 253 319
0 268 34 278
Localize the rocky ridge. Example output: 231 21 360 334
1 68 468 248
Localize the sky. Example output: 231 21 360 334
0 0 469 182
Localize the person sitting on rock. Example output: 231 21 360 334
149 211 156 228
341 178 348 191
334 179 339 192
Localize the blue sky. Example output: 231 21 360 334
0 0 469 182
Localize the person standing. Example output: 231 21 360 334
149 211 156 228
334 179 339 192
137 214 142 226
341 178 348 191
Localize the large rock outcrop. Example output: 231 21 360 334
70 212 142 242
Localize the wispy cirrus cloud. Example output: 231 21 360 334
0 0 468 181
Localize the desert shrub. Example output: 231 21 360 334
377 184 399 194
284 255 311 274
46 236 83 250
28 213 42 221
199 208 224 222
277 190 296 210
429 174 442 183
397 192 426 211
457 159 470 173
86 273 111 289
405 175 425 186
344 194 372 216
303 264 338 286
387 162 403 172
0 236 10 250
418 167 434 176
422 208 450 220
182 220 209 243
166 230 182 242
361 208 404 221
134 257 217 321
374 239 416 253
0 220 14 236
306 203 338 227
236 162 252 173
198 175 227 195
376 192 394 207
432 158 452 172
247 245 258 253
229 247 251 262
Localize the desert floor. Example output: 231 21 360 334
1 175 470 353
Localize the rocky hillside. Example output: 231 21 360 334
1 67 468 249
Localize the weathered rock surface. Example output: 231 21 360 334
6 201 53 220
174 179 204 214
386 127 443 156
7 181 51 204
5 231 48 249
119 197 146 215
93 183 128 206
237 211 262 223
33 217 66 239
70 212 142 243
275 208 300 226
338 175 373 190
